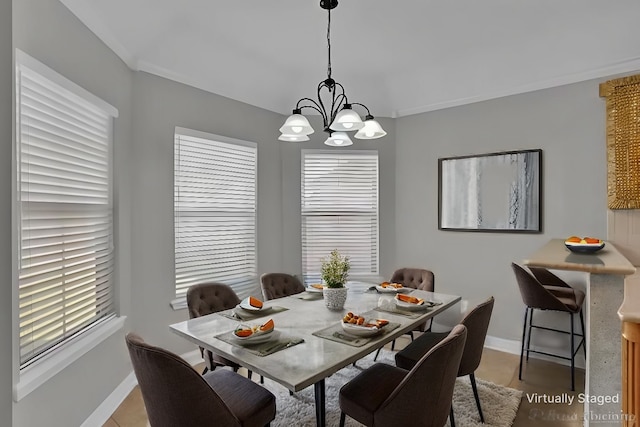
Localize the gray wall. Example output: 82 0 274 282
12 0 134 425
395 78 608 344
129 72 285 352
1 0 13 426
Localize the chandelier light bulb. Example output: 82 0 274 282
291 126 303 133
354 116 387 140
324 131 353 147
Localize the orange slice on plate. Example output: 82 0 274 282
249 296 263 309
259 319 274 332
234 328 253 338
396 294 424 305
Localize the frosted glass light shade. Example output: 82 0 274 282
324 131 353 147
354 118 387 139
329 108 364 131
279 114 314 135
278 133 310 142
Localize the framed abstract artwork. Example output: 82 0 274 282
438 149 542 232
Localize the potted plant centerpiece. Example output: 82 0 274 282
321 249 350 310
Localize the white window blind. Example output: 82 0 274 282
174 128 257 299
301 150 379 284
16 51 117 367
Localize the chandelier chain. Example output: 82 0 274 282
327 7 332 81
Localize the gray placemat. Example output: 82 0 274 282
312 320 400 347
218 305 288 321
216 330 305 356
374 300 442 318
293 292 324 300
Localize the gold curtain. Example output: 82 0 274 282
600 75 640 209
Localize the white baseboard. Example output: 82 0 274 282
81 349 202 426
484 334 586 369
80 371 137 427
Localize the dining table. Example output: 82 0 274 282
169 281 461 427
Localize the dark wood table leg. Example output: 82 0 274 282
314 379 326 427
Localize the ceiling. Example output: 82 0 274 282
60 0 640 118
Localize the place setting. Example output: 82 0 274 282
293 283 325 300
216 318 305 357
218 296 289 321
313 311 400 346
375 293 443 318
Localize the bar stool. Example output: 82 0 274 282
511 263 586 391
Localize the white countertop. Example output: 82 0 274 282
522 238 636 275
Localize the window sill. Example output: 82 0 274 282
14 315 126 401
171 297 187 310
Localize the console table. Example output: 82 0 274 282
523 238 636 425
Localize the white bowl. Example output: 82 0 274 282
239 297 264 312
394 295 429 311
232 327 276 343
340 321 381 337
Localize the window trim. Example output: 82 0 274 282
13 49 122 398
172 127 258 309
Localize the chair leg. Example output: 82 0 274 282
469 373 485 423
260 375 264 384
526 308 534 361
391 339 397 351
201 367 209 375
580 310 587 358
450 406 456 427
248 370 253 380
373 347 382 361
339 412 346 427
570 313 575 392
409 331 414 342
519 307 529 381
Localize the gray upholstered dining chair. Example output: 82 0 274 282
511 263 585 391
186 283 248 375
374 267 435 361
396 296 495 425
339 324 467 427
125 333 276 427
260 272 305 300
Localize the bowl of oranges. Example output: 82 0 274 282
564 236 605 253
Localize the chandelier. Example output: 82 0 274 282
278 0 386 147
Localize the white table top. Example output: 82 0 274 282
169 282 461 392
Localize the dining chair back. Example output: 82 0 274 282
186 283 241 374
373 267 435 361
125 333 276 427
260 272 305 300
390 267 434 292
396 296 495 424
511 263 585 391
339 324 467 427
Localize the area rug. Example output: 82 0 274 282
266 349 522 427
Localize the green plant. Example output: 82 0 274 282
321 249 350 288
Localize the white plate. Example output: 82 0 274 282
306 284 325 293
375 284 410 293
233 328 277 344
394 296 429 311
239 297 264 312
341 322 381 337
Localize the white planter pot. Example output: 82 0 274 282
323 286 348 310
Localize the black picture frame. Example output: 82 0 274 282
438 149 542 233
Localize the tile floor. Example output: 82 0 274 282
104 338 585 427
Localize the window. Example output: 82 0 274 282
301 150 379 284
16 51 118 368
174 128 257 301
